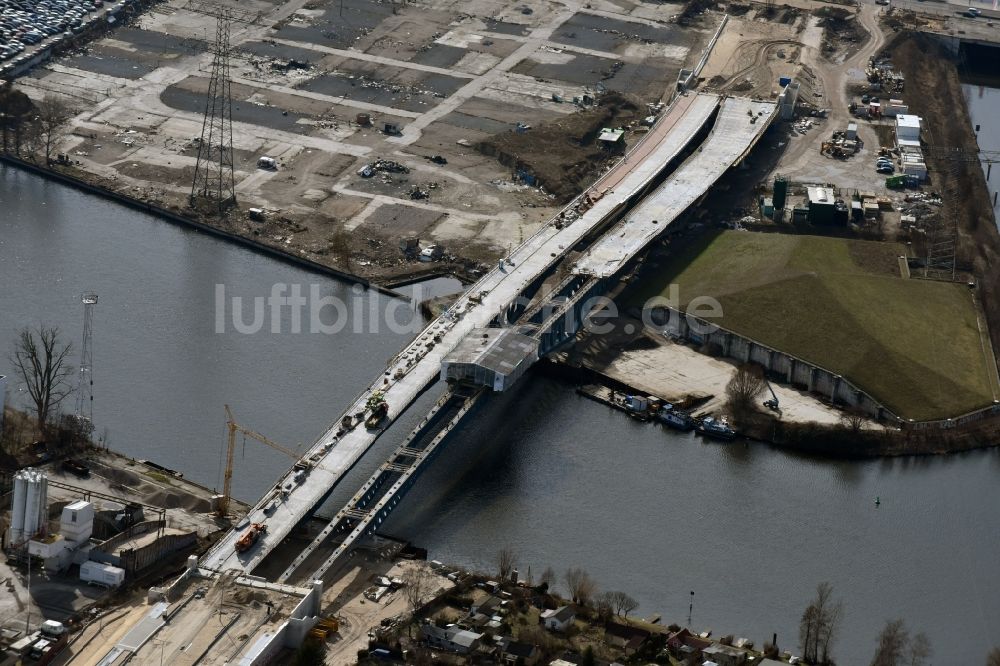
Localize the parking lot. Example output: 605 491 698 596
1 0 108 75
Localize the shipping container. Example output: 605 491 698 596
80 561 125 587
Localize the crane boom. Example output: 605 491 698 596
219 404 302 516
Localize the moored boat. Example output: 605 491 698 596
657 405 695 431
697 415 737 441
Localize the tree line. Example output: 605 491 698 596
0 83 75 164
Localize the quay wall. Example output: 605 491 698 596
654 306 1000 428
0 155 400 296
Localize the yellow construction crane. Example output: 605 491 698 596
218 404 302 517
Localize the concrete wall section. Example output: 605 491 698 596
659 307 896 422
235 581 323 665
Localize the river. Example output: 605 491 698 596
964 83 1000 221
1 165 998 664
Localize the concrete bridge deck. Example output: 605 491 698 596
200 91 724 575
574 97 776 278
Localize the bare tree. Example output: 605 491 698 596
987 646 1000 666
606 590 638 618
539 566 556 589
10 326 74 432
329 227 353 270
726 363 766 414
799 603 820 663
840 406 867 434
496 546 517 582
908 632 931 666
563 567 597 606
799 582 842 665
871 619 909 666
594 592 614 621
34 96 74 164
401 567 431 636
819 594 843 664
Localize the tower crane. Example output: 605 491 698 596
218 404 303 517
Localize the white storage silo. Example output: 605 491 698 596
9 469 29 546
21 469 49 542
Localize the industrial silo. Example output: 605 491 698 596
9 469 28 545
20 469 49 543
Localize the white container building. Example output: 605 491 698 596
901 152 927 181
80 561 125 588
60 500 94 545
895 114 922 148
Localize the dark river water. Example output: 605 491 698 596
964 83 1000 221
2 165 998 664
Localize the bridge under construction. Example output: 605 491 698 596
198 92 776 582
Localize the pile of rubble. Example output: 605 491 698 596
866 57 905 95
358 159 411 178
350 74 447 99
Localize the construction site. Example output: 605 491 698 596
2 0 1000 662
4 0 717 285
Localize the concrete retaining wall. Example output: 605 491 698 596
236 581 323 665
656 307 897 421
657 306 1000 427
91 520 196 575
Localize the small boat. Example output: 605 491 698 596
698 416 737 441
657 405 695 431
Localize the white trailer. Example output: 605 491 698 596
80 561 125 588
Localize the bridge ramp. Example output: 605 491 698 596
573 97 776 278
200 92 722 575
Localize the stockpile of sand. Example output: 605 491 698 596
144 489 212 513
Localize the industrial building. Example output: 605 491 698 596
5 467 197 584
441 328 539 392
807 186 837 225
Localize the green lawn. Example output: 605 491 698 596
630 232 998 421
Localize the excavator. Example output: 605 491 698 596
763 379 780 412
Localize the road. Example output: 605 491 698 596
772 2 886 187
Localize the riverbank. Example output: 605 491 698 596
882 32 1000 354
545 345 1000 459
0 155 406 298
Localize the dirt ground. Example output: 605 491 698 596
319 556 452 664
10 0 710 285
478 91 648 202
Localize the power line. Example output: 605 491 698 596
190 7 237 214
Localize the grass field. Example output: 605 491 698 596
630 231 999 421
